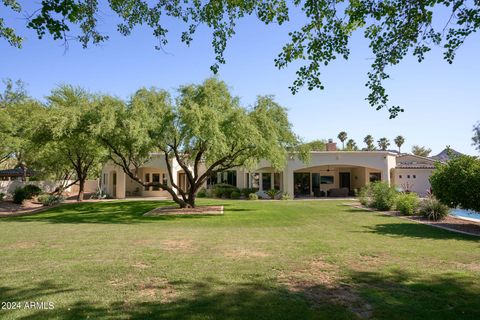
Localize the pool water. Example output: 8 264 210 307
451 208 480 221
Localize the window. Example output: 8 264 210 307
399 175 402 179
274 172 281 190
152 173 160 191
219 170 237 186
407 175 410 179
321 175 334 184
369 172 381 182
413 175 416 179
262 173 272 190
206 173 217 187
162 173 168 185
144 173 150 191
112 173 117 185
252 173 260 189
245 173 250 188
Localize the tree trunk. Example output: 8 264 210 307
77 178 85 201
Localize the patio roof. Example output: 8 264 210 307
0 167 35 177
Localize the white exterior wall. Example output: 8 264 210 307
393 168 434 196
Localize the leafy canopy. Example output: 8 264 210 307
2 1 480 117
430 155 480 212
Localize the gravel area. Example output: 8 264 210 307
409 215 480 236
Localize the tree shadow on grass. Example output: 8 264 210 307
348 269 480 320
362 222 479 241
1 201 223 224
3 270 479 320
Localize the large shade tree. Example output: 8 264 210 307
430 155 480 212
34 86 106 201
97 78 304 208
473 122 480 152
2 1 480 117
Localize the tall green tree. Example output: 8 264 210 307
363 135 375 151
97 78 304 208
346 139 358 151
411 145 432 157
3 1 480 117
430 155 480 212
473 122 480 152
337 131 347 150
304 140 326 151
377 137 390 151
36 86 106 201
394 135 405 153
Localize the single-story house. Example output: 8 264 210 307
101 141 447 199
0 166 34 181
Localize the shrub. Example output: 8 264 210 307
197 188 207 198
419 196 450 221
213 184 239 198
281 193 292 200
241 188 258 198
358 185 372 207
396 192 420 216
38 194 66 206
369 181 398 211
248 193 258 200
23 184 42 199
266 189 278 199
13 187 27 204
0 192 4 201
230 191 240 199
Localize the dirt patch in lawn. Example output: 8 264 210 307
0 200 45 217
161 239 193 251
143 205 223 216
349 253 388 272
4 241 38 249
224 249 270 259
132 261 151 269
279 258 373 319
137 277 177 303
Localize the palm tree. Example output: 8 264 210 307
337 131 347 149
394 135 405 153
363 135 375 151
346 139 358 151
377 137 390 151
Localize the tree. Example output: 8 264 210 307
411 145 432 157
394 135 405 153
430 155 480 212
473 122 480 152
377 137 390 151
3 1 479 118
35 85 105 201
363 135 375 151
346 139 358 151
337 131 347 149
304 140 326 151
97 78 304 208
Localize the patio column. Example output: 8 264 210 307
271 173 275 191
116 169 126 199
283 167 294 197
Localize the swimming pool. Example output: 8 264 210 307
451 208 480 221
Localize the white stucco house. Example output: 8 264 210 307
101 141 447 199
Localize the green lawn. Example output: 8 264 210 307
0 199 479 319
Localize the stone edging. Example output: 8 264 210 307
349 204 480 238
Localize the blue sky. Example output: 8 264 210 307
1 6 479 155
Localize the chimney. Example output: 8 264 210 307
326 139 337 151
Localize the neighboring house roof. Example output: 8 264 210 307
395 154 438 169
0 167 34 177
430 148 464 162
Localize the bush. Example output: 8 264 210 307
37 194 66 206
212 184 239 198
230 191 240 199
396 192 420 216
358 185 372 207
23 184 42 199
369 181 398 211
281 193 292 200
248 193 258 200
13 187 27 204
197 188 207 198
419 196 450 221
266 189 278 199
241 188 258 198
0 192 4 201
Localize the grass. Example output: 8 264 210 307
0 199 479 319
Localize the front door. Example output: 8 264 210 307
112 172 117 197
294 173 310 197
339 172 350 190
